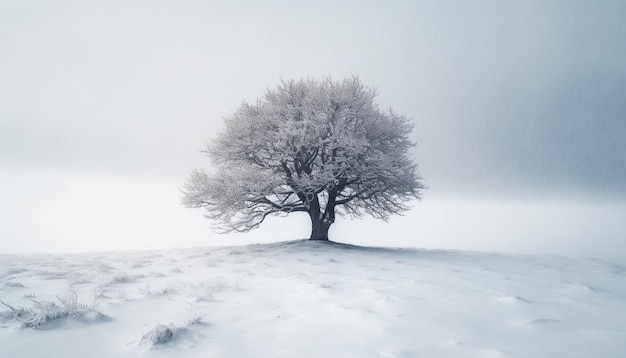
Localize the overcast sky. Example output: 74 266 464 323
1 1 625 259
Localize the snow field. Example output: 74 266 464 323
0 240 625 357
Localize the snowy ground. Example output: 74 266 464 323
0 240 624 357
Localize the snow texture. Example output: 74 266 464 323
0 240 625 357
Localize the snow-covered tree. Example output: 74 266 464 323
182 77 424 241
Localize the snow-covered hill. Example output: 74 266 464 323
0 240 624 357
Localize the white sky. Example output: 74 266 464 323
1 1 625 260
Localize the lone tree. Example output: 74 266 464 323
182 77 424 241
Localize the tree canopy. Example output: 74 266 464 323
182 77 424 240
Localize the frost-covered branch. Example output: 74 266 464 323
182 77 425 239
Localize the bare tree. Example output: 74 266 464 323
182 77 424 241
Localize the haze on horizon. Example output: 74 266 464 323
1 1 625 260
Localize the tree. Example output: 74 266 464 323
182 77 424 241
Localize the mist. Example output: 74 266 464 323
1 1 624 260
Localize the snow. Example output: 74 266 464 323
0 240 624 357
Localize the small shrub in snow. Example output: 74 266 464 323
139 316 203 347
141 324 175 345
109 272 131 284
93 289 112 302
153 287 175 296
0 291 100 328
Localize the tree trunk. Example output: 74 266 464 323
308 198 335 241
309 214 331 241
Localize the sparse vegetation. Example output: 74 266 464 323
140 316 203 347
141 324 175 345
0 291 101 328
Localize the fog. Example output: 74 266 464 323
1 1 624 260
